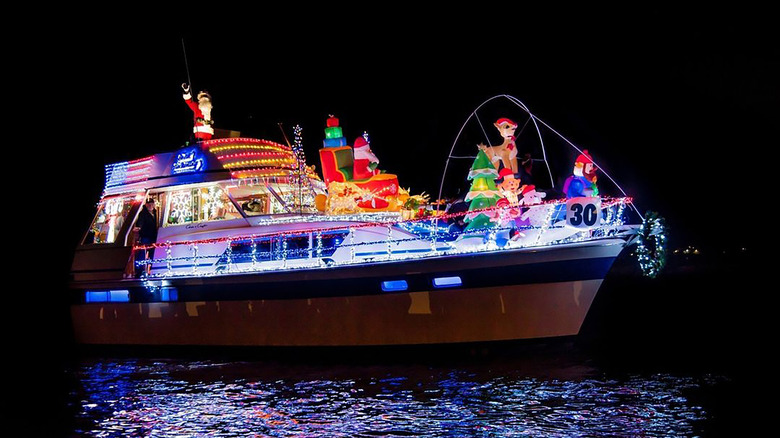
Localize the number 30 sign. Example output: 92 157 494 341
566 197 601 229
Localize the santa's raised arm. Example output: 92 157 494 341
182 83 214 141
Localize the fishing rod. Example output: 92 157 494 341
181 38 193 93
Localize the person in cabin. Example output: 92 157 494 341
133 198 159 277
182 83 214 141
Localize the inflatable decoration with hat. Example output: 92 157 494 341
316 115 402 214
496 167 521 205
182 83 214 141
563 149 598 198
352 133 380 181
478 117 519 174
517 184 548 228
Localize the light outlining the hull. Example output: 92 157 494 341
133 197 634 280
137 197 630 250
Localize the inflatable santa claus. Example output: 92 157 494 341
182 83 214 141
352 135 380 180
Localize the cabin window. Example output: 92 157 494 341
269 196 290 214
230 182 297 216
226 235 311 261
234 192 289 216
83 195 139 244
224 231 347 264
319 232 347 255
163 184 241 227
236 194 271 216
275 235 311 260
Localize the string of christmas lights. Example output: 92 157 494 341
205 137 291 151
215 151 295 160
134 199 634 280
230 169 295 179
136 197 632 250
290 124 318 210
636 211 667 278
135 218 625 279
104 156 154 191
222 158 296 169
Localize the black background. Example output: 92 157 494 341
9 7 775 433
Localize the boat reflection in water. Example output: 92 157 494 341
67 355 723 437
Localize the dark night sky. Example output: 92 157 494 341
36 8 777 270
7 12 772 427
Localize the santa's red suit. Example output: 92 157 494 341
183 90 214 141
352 136 380 180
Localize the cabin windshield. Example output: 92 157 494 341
161 183 242 227
230 182 291 216
83 195 139 244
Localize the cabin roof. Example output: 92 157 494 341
103 138 319 196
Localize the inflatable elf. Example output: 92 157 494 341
496 168 521 205
563 149 598 198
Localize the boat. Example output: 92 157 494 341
69 94 646 348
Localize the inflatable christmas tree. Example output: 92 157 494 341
463 150 501 231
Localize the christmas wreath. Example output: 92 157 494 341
636 211 667 278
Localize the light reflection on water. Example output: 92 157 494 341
67 354 726 437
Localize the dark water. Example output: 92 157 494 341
14 250 761 437
57 352 737 437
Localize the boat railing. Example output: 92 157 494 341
133 196 633 279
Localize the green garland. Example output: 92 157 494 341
636 211 667 278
